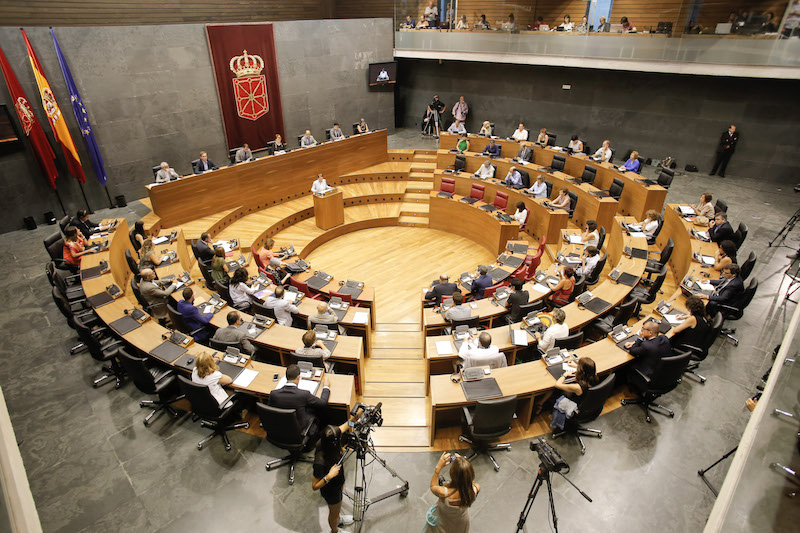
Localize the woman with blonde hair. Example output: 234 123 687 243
191 352 232 406
425 452 480 532
138 237 164 271
479 121 492 136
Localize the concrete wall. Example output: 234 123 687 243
0 18 394 234
396 59 800 183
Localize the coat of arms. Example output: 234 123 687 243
229 50 268 121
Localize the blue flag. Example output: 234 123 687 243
51 28 107 186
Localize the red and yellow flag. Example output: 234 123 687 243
21 29 86 183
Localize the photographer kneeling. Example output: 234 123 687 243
311 406 364 533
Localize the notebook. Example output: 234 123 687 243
149 341 187 363
461 378 503 401
80 265 107 281
337 286 363 299
583 297 612 314
306 275 331 291
615 272 640 286
109 315 142 336
216 361 245 381
87 292 114 309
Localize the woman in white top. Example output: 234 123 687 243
594 140 612 162
311 173 329 195
578 246 600 278
479 121 492 136
456 15 469 29
512 201 528 228
581 220 599 247
639 209 660 239
535 308 569 351
559 15 574 31
228 267 260 311
191 351 232 406
511 123 528 141
473 160 494 179
528 175 548 198
568 135 583 153
536 128 549 145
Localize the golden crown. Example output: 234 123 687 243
229 50 264 77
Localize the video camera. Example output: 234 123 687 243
347 402 384 441
530 438 569 474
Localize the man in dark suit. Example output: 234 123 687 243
710 124 739 177
193 151 218 174
196 232 215 262
424 273 458 306
515 144 533 163
472 265 494 299
709 212 735 244
624 320 672 382
702 263 744 316
268 364 330 433
505 277 529 322
176 288 214 342
70 209 98 238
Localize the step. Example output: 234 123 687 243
361 382 427 397
414 149 437 156
398 216 429 227
364 359 426 382
404 193 430 203
410 162 436 171
375 323 421 332
358 397 429 426
372 427 431 448
370 348 424 360
400 202 430 215
413 154 436 162
406 181 433 192
372 331 423 349
409 172 434 182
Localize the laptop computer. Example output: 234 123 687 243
715 23 732 34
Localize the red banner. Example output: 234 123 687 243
206 24 285 150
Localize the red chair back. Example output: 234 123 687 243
289 277 320 299
441 177 456 194
494 191 508 210
252 245 267 273
330 290 353 305
483 281 508 300
470 184 485 201
528 243 545 275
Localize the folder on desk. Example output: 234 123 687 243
480 204 497 212
321 340 338 354
625 247 649 259
149 340 187 363
173 353 197 371
337 286 363 299
331 308 347 322
489 267 512 283
501 255 524 269
507 243 529 255
436 341 454 355
616 334 642 351
80 263 108 281
216 361 245 381
87 291 115 309
583 297 612 314
591 190 611 198
461 377 503 401
611 271 640 287
437 191 454 199
109 315 142 336
306 275 331 291
461 196 479 204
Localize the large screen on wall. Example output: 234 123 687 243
368 62 397 86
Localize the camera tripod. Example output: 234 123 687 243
769 206 800 248
515 463 591 533
422 108 441 139
340 435 409 533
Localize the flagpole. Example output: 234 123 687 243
103 185 114 208
77 181 92 213
53 188 66 216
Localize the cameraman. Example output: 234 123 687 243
311 406 365 533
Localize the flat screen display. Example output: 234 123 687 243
368 62 397 86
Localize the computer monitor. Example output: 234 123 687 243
368 62 397 87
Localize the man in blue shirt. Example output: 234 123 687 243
503 166 522 187
176 288 215 342
472 265 494 299
482 139 501 157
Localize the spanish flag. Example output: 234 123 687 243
21 29 86 184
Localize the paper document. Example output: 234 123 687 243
232 368 259 387
627 225 642 232
695 231 710 240
353 311 369 324
679 206 696 215
511 329 528 346
275 377 320 394
283 292 298 302
532 283 551 293
700 255 715 266
628 232 646 239
152 236 169 245
469 302 479 309
697 281 714 292
664 314 684 326
213 240 235 253
436 341 454 355
568 235 583 244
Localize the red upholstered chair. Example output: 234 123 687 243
330 290 361 308
527 244 546 276
469 184 485 201
289 277 322 299
252 245 267 274
483 281 509 300
441 177 456 194
493 191 508 210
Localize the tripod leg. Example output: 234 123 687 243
545 473 558 533
516 475 544 533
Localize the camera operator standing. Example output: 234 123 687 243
312 406 364 533
425 452 481 532
422 95 447 137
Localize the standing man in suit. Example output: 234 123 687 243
196 232 216 262
269 364 331 436
194 151 217 174
424 274 458 305
700 264 744 316
709 212 735 244
234 143 253 163
212 310 256 355
710 125 739 178
177 288 214 343
624 319 672 381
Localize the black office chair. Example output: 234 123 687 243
74 315 125 388
585 253 607 286
130 277 153 314
190 159 200 173
209 339 243 352
644 238 673 278
505 300 547 324
739 251 757 281
587 297 638 340
550 155 566 172
308 317 340 332
608 178 624 200
580 165 596 185
166 300 206 340
228 149 237 165
125 249 140 280
352 123 360 135
545 180 554 198
597 226 607 250
266 140 277 155
450 315 482 329
117 347 183 426
546 132 557 147
647 213 664 246
718 278 758 346
733 222 748 248
552 373 616 454
190 239 201 260
451 154 466 172
251 300 277 320
554 331 583 350
152 165 161 179
517 169 530 188
621 351 691 423
51 266 84 302
129 226 142 252
198 259 216 288
629 265 668 315
673 312 723 383
288 351 331 370
568 275 587 303
214 280 235 307
51 285 96 355
459 395 518 471
567 192 578 218
714 199 728 214
657 168 674 189
257 403 315 484
44 232 71 270
58 214 71 231
177 375 250 451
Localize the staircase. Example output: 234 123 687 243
399 151 436 228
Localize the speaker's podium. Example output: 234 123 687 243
313 188 344 230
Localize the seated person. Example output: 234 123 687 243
455 133 470 153
444 290 471 322
619 150 640 173
138 237 164 271
138 268 177 321
447 119 467 134
311 302 338 325
700 264 744 316
550 357 598 430
536 128 549 145
481 139 501 157
196 232 215 262
577 246 600 278
620 17 637 33
713 240 738 272
192 352 233 407
458 331 506 369
273 134 287 152
235 143 253 163
667 295 710 349
330 123 345 140
691 193 715 220
300 130 317 147
155 161 179 183
596 16 610 32
264 285 300 326
559 14 575 31
474 159 495 179
567 135 583 153
528 175 548 198
547 267 576 308
471 265 494 299
639 210 660 239
357 118 370 133
506 277 529 322
516 143 533 163
193 151 217 174
511 123 529 141
296 329 332 371
257 237 286 266
535 308 568 351
130 220 146 253
212 310 256 355
479 121 492 136
456 15 469 29
211 246 229 283
177 288 214 343
593 140 612 163
70 209 105 239
228 267 261 312
268 364 330 435
417 17 430 29
62 226 93 267
475 14 490 29
512 201 528 227
550 188 570 209
581 220 600 247
401 15 416 29
575 15 589 33
709 212 734 244
503 166 523 187
267 257 291 285
311 173 330 195
624 320 671 384
425 274 458 305
761 12 777 33
504 13 518 32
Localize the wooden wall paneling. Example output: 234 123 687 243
609 0 684 33
334 0 394 19
451 1 537 29
693 0 788 31
532 0 591 28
